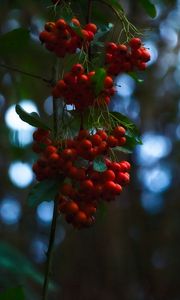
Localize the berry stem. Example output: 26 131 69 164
42 59 60 300
0 63 51 84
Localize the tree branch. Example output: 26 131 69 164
0 63 51 84
42 59 59 300
42 198 59 300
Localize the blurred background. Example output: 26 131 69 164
0 0 180 299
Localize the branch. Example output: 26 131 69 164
42 198 59 300
0 63 51 84
42 59 60 300
87 0 93 61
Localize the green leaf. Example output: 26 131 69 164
15 104 50 130
128 72 144 83
0 242 56 290
91 68 107 96
28 179 61 207
104 0 124 12
93 23 114 46
112 146 133 154
0 28 30 58
110 111 142 149
69 22 83 38
138 0 157 18
0 287 25 300
93 156 107 172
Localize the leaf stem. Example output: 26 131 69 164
0 63 51 84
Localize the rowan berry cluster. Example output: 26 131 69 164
52 63 115 110
58 158 130 228
39 18 97 57
32 127 130 228
36 13 151 228
106 37 151 76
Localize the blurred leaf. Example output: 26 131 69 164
93 155 107 172
112 146 133 154
91 68 107 95
93 23 114 46
69 22 83 38
138 0 157 18
104 0 124 12
15 105 50 130
0 242 55 290
28 180 60 207
0 28 30 58
0 287 25 300
97 202 107 220
128 72 144 83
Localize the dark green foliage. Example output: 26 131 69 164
93 155 107 172
0 287 25 300
15 105 50 130
28 180 61 207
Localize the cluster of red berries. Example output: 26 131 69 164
58 158 130 228
52 63 115 110
105 37 151 76
32 127 130 228
39 18 97 57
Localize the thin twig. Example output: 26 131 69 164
42 198 59 300
0 63 51 84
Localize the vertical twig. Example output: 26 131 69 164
87 0 93 61
42 58 59 300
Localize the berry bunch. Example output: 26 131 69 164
105 37 151 76
32 127 130 228
39 18 97 57
52 64 115 110
58 158 130 228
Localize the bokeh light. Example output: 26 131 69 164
136 132 172 166
140 192 164 214
0 197 21 225
138 165 172 193
36 201 54 224
8 161 33 188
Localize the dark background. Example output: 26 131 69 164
0 0 180 299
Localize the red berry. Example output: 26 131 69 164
80 139 92 150
56 19 68 30
107 135 118 147
74 211 87 224
106 42 118 54
64 201 79 214
71 18 81 27
81 179 94 191
120 161 131 171
44 22 56 32
116 172 130 185
113 126 126 138
61 148 77 160
103 181 117 193
90 134 102 146
71 64 84 75
102 170 116 181
117 44 128 54
104 76 113 88
129 37 142 49
45 145 57 156
85 23 97 34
